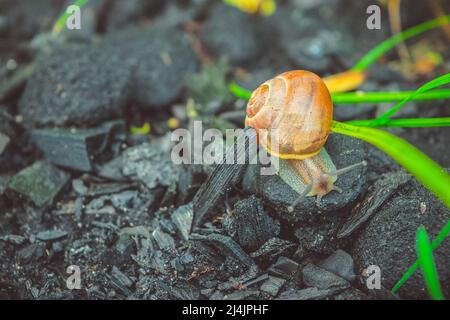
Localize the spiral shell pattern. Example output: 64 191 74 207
245 70 333 160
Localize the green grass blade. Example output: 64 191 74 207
392 220 450 294
349 117 450 128
229 82 252 100
372 73 450 126
416 226 445 300
332 89 450 104
352 15 450 72
53 0 89 34
229 81 450 110
330 121 450 208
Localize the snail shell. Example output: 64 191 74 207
245 70 333 160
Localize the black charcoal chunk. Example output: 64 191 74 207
245 134 367 223
122 142 178 189
152 228 176 251
224 195 279 252
302 263 350 290
108 266 134 296
72 179 88 196
192 128 257 228
19 43 132 126
268 257 300 280
277 287 335 300
17 243 46 264
115 233 136 262
171 203 193 241
319 249 355 282
7 161 70 207
36 230 67 242
156 280 200 300
31 122 121 172
352 175 450 299
0 132 10 155
337 171 411 239
201 3 261 64
0 234 26 245
260 276 286 297
250 238 297 268
294 216 341 254
223 290 259 300
106 25 199 110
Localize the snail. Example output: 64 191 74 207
245 70 366 211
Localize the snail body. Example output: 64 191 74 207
245 70 365 207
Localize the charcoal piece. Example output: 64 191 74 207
111 190 139 211
192 127 257 228
277 287 335 300
105 0 164 31
156 280 200 300
260 276 286 297
105 25 199 110
97 156 127 181
319 249 355 282
177 164 204 204
122 142 178 189
302 263 350 290
159 181 177 208
152 228 176 251
242 274 270 289
201 3 262 64
170 257 184 272
17 243 46 264
250 238 297 268
190 233 254 268
7 161 70 207
108 266 134 296
223 290 259 300
337 171 411 238
245 134 367 223
268 257 300 280
18 43 132 126
0 234 26 245
352 174 450 299
190 233 259 291
36 230 67 242
224 195 279 252
72 180 88 196
171 203 193 241
0 132 10 155
179 252 194 265
294 216 341 254
31 122 123 172
114 233 136 262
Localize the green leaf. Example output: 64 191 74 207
332 89 450 104
348 117 450 128
229 82 252 100
352 15 450 72
372 73 450 126
330 121 450 208
416 226 445 300
229 81 450 110
392 220 450 294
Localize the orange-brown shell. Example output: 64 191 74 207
245 70 333 160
